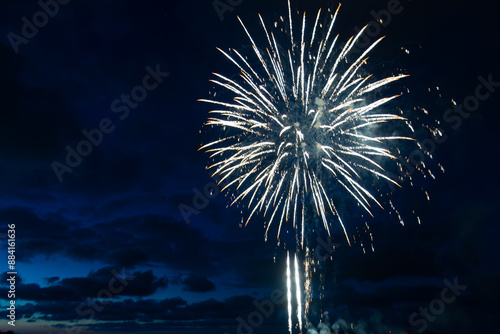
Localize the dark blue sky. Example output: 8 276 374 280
0 0 499 333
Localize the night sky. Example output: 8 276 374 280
0 0 499 333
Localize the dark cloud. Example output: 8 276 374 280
44 276 60 285
0 206 218 271
0 271 22 285
104 247 149 268
1 266 166 302
0 207 74 261
182 274 216 292
15 292 290 333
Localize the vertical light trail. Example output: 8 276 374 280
303 247 312 320
294 253 303 331
286 252 293 334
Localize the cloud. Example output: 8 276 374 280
1 266 166 302
182 274 216 292
105 247 149 268
0 206 218 271
44 276 60 285
15 290 291 334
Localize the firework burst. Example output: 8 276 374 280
200 1 414 246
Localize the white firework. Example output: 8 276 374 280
200 1 413 248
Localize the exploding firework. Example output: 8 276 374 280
200 1 437 332
200 2 414 246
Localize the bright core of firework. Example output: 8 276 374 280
200 1 414 247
